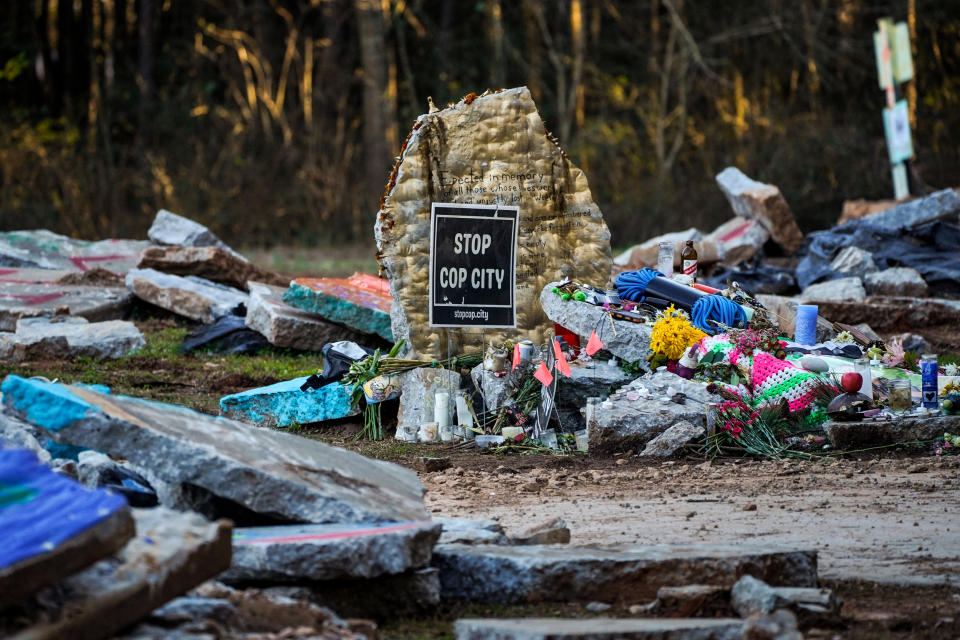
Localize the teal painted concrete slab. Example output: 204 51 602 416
282 274 393 341
219 376 358 427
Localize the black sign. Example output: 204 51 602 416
429 203 518 328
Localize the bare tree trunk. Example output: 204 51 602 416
138 0 156 138
487 0 505 88
354 0 392 224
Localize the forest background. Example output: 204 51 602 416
0 0 957 251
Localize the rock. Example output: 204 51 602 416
453 618 747 639
585 602 611 613
150 597 236 625
0 449 135 607
769 587 842 628
825 415 960 449
470 364 514 412
829 246 878 279
588 372 713 452
0 316 144 362
639 420 705 457
0 411 51 462
0 268 134 331
811 296 960 334
555 360 631 432
706 217 770 265
395 367 462 441
655 585 730 618
302 567 441 620
888 332 927 353
2 375 429 524
715 168 804 253
0 229 148 273
220 520 441 583
433 543 817 604
245 282 372 351
125 268 248 323
375 87 612 360
284 274 393 341
510 517 571 546
742 609 803 640
76 450 158 508
137 245 287 291
219 377 358 427
798 357 828 374
800 277 866 303
855 188 960 232
541 283 652 364
3 508 231 640
863 267 929 298
731 575 783 617
148 209 238 255
436 517 509 546
415 456 452 473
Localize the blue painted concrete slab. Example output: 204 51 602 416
283 275 393 341
219 376 358 427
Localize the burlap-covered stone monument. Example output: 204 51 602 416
375 87 611 359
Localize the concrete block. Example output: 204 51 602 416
0 316 144 362
2 375 429 525
125 268 248 323
0 268 133 331
716 167 803 253
138 245 287 291
219 377 358 427
433 543 817 604
454 618 747 640
825 414 960 449
221 520 441 583
284 274 393 340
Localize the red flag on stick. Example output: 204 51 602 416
534 361 554 387
585 330 604 356
512 342 521 371
553 339 572 378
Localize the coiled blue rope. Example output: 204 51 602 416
614 268 662 302
691 294 748 334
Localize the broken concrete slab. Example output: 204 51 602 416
1 507 231 640
433 542 817 604
706 217 770 266
0 412 51 463
555 360 631 432
639 420 705 457
654 585 731 618
0 316 145 362
541 282 651 364
436 517 509 546
825 415 960 449
137 245 287 291
297 566 441 620
863 267 929 298
715 167 804 253
588 372 714 452
245 281 372 352
396 367 462 441
0 230 149 273
811 295 960 334
76 450 159 508
829 246 877 279
148 209 239 256
838 198 898 224
454 617 747 639
284 273 393 341
375 87 612 360
2 375 429 524
800 277 866 303
0 268 133 331
219 377 358 428
853 188 960 232
125 268 248 323
470 364 513 412
0 448 135 607
220 520 441 583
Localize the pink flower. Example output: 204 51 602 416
513 433 525 443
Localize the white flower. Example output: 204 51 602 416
944 363 959 377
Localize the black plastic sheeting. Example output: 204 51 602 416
300 341 375 391
180 314 271 354
795 220 960 296
704 259 797 295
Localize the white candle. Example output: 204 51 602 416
434 391 450 428
455 394 471 427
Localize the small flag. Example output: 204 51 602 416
534 361 554 387
512 342 521 371
585 330 604 356
553 339 572 378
